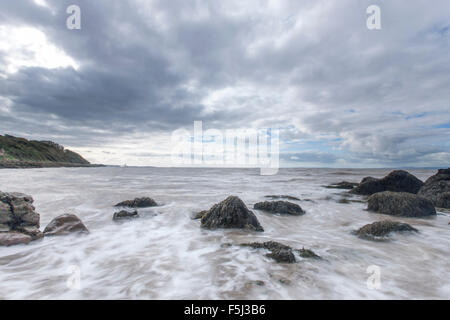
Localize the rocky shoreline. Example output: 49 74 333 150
1 168 449 267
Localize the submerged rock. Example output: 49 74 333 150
200 196 264 232
295 248 322 259
43 214 89 236
241 241 291 251
113 210 139 221
350 170 424 196
325 181 359 189
355 220 418 240
114 197 157 208
241 241 320 263
254 201 305 216
264 195 301 201
266 249 296 263
418 168 450 209
367 192 436 217
0 232 32 246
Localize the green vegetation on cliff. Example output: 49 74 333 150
0 134 91 168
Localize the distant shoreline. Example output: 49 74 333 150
0 161 105 169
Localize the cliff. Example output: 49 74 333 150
0 134 96 168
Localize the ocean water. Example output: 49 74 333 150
0 167 449 300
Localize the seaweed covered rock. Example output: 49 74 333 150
418 168 450 208
240 241 320 263
266 249 296 263
295 248 322 259
254 201 305 216
114 197 157 208
325 181 359 189
264 195 300 201
350 170 424 196
355 220 418 240
367 192 436 217
241 241 295 263
200 196 264 232
43 214 89 236
113 210 139 221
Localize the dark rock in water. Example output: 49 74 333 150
200 196 264 232
266 249 296 263
367 192 436 217
114 197 157 208
295 248 322 259
241 241 291 251
436 192 450 209
44 214 89 236
0 232 32 246
240 241 320 263
355 220 418 240
361 177 378 184
113 210 139 221
254 201 305 216
418 168 450 209
325 181 359 189
264 195 300 201
192 210 208 220
241 241 295 263
350 170 424 195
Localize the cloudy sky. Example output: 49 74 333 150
0 0 449 167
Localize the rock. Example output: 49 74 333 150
361 177 378 184
192 210 208 220
43 214 89 236
0 192 40 230
266 249 296 263
0 232 32 246
278 278 291 285
241 241 291 251
367 191 436 217
436 192 450 209
350 170 424 195
240 241 320 263
113 210 139 221
245 280 265 288
114 197 157 208
418 168 450 208
253 201 305 216
325 181 359 189
354 220 418 240
16 226 44 240
296 248 322 259
0 192 42 245
264 195 301 201
200 196 264 232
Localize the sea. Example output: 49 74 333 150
0 167 449 299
